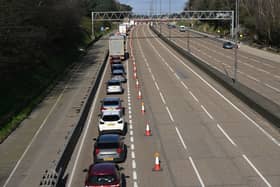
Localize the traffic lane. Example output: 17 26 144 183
159 27 280 104
144 25 280 186
65 59 133 187
131 26 203 186
140 25 256 186
2 50 107 187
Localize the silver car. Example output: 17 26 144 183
93 134 126 163
107 79 123 94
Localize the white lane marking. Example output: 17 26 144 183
256 68 270 74
246 75 260 82
265 83 280 93
132 159 136 169
129 110 132 115
133 171 138 180
131 151 135 159
201 105 214 120
67 62 109 187
189 91 199 103
181 81 189 90
130 136 134 143
242 154 272 187
134 181 138 187
4 83 66 187
166 106 174 122
175 126 188 150
189 156 205 187
130 125 133 130
175 73 180 80
153 33 280 147
217 124 237 147
151 74 156 81
129 114 132 119
159 92 166 104
130 130 133 136
274 75 280 79
155 82 160 91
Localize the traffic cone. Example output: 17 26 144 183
141 101 145 114
133 72 137 79
133 66 137 72
136 79 139 89
145 122 151 136
137 90 142 100
153 153 162 171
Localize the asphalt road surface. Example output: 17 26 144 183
154 24 280 106
66 24 280 187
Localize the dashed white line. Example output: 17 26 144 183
159 92 166 104
256 68 270 74
130 136 134 143
132 160 137 169
246 75 260 82
175 73 180 80
133 171 138 180
131 151 135 159
166 106 174 122
189 157 205 187
180 81 189 90
201 105 214 120
155 82 160 91
217 124 237 147
242 154 272 187
189 91 199 103
175 126 188 150
265 83 280 93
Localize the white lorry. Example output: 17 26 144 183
109 35 128 60
119 24 127 35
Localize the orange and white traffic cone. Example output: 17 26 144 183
133 72 137 79
153 153 162 171
141 101 145 114
145 122 151 136
136 79 139 89
133 66 137 73
137 90 142 100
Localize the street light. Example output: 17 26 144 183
233 0 239 82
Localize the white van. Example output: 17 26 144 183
179 25 186 32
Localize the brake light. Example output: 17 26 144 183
95 148 100 154
116 148 122 153
101 107 106 111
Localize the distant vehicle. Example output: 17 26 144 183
179 25 186 32
119 24 127 35
111 69 126 83
109 35 126 60
167 23 176 29
223 41 234 49
93 134 126 163
98 110 125 134
111 64 126 74
107 79 123 94
84 163 123 187
100 97 124 114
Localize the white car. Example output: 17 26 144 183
98 110 125 135
107 79 123 94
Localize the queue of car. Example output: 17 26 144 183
84 30 131 187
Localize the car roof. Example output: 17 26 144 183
102 110 121 116
98 134 120 143
112 64 124 67
103 97 120 102
108 79 121 83
89 163 116 176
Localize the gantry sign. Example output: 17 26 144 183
91 10 234 37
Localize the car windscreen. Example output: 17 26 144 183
88 175 117 185
102 115 120 121
108 81 120 86
97 142 119 149
103 100 119 106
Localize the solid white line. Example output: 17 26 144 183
189 91 199 103
189 156 205 187
201 105 214 120
155 82 160 91
67 61 109 187
242 154 272 187
181 81 189 90
154 34 280 146
217 124 237 147
159 92 166 104
265 83 280 93
3 85 66 187
166 106 174 122
175 126 188 150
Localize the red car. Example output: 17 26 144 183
85 163 122 187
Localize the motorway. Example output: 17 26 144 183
66 24 280 187
154 24 280 106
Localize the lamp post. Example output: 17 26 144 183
233 0 239 82
168 0 171 40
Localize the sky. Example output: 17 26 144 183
119 0 187 14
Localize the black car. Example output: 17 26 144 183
111 64 126 74
93 134 126 163
223 41 234 49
